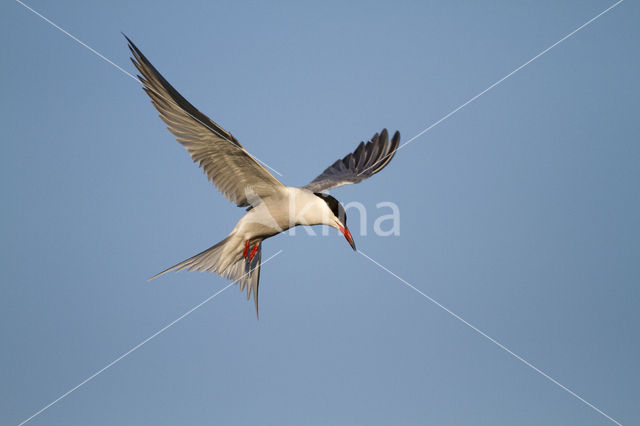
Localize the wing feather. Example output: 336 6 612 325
126 35 283 207
303 129 400 193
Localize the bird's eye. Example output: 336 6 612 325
337 206 347 226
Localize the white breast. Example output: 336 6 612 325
276 187 333 229
233 187 332 240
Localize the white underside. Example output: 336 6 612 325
150 186 338 317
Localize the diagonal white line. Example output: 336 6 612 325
13 0 626 423
358 0 624 177
13 0 284 178
17 250 283 426
357 249 622 425
14 0 135 81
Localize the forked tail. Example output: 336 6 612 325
149 235 263 318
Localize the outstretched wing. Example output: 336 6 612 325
303 129 400 193
126 35 284 207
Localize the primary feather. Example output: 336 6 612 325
126 35 284 207
303 129 400 193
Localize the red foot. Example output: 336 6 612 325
243 240 250 258
249 244 259 261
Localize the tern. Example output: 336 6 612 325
126 37 400 316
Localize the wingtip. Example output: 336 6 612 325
123 33 143 59
391 130 401 151
121 32 134 48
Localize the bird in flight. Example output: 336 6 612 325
126 36 400 317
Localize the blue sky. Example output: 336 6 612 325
1 1 639 425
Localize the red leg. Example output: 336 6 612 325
249 244 259 261
243 240 250 258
